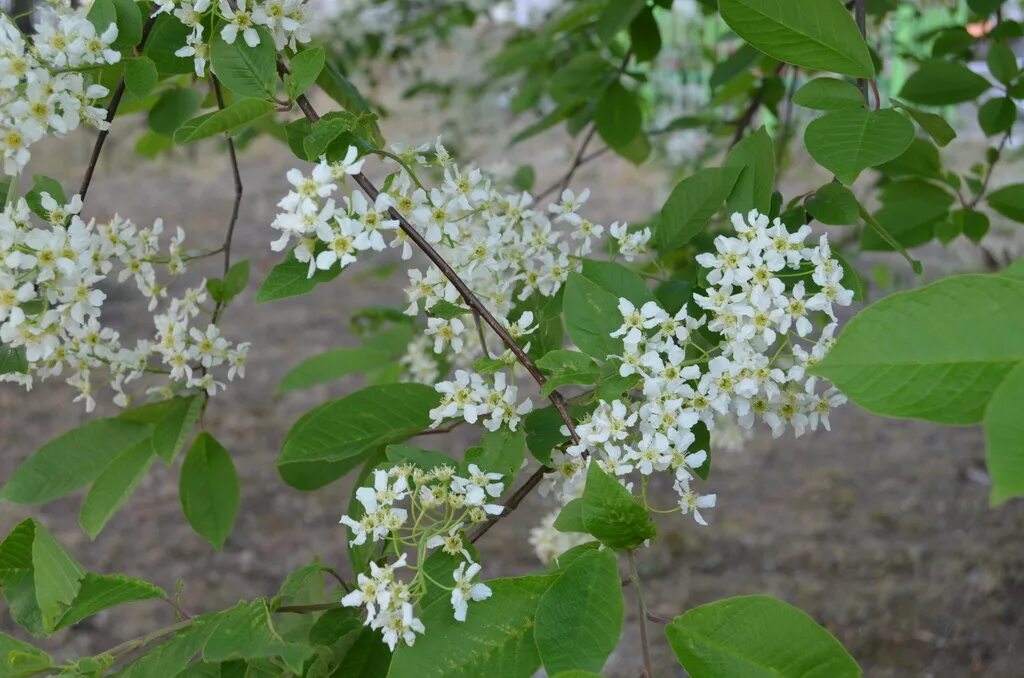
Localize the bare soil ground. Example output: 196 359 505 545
1 89 1022 677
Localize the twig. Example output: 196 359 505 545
473 311 492 359
323 566 352 593
628 550 653 678
854 0 868 101
211 76 244 280
729 64 785 150
417 421 465 435
78 14 159 201
469 464 550 543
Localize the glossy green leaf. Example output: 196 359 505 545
899 61 991 105
595 81 643 151
110 0 143 52
124 57 158 99
0 344 28 375
724 126 775 214
719 0 875 78
581 463 655 550
581 259 656 305
180 433 240 550
812 274 1024 424
534 547 623 674
987 183 1024 223
278 347 393 392
804 108 915 184
286 46 326 99
388 576 554 678
987 42 1018 84
978 97 1016 137
656 167 742 252
562 273 623 362
145 14 195 74
53 573 164 631
792 77 865 110
149 87 205 137
210 28 277 99
806 183 860 225
78 439 155 539
256 248 343 302
174 99 275 144
896 103 956 147
277 383 438 490
665 595 859 677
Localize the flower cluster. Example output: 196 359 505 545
0 9 121 176
156 0 313 77
339 462 503 649
0 195 248 409
428 369 534 432
551 210 852 527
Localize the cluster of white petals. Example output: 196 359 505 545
156 0 313 77
0 196 248 409
550 210 852 526
339 463 502 648
0 9 121 176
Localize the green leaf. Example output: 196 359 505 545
25 174 66 220
987 183 1024 223
665 595 860 677
899 60 991 105
804 108 915 185
523 403 594 465
512 165 535 191
145 14 195 74
896 103 956 147
710 44 761 90
202 600 312 672
595 81 643 151
581 259 656 306
388 576 554 678
303 111 360 159
553 498 586 533
179 432 240 550
316 60 384 146
719 0 875 78
278 347 393 392
723 126 775 214
629 7 662 63
210 28 277 99
110 0 143 52
223 259 250 298
53 573 164 631
286 46 326 99
386 444 454 472
581 463 655 550
174 99 275 144
427 300 470 320
86 0 116 36
812 274 1024 424
464 429 526 483
806 183 860 225
861 179 952 252
277 383 439 490
256 249 342 302
562 273 623 362
656 167 742 252
792 77 865 110
984 363 1024 505
548 53 614 107
534 548 623 675
125 57 158 99
78 439 156 539
877 137 942 180
149 87 205 137
0 344 28 375
537 350 601 397
31 523 84 631
978 97 1016 137
121 395 203 464
987 41 1018 85
2 418 151 505
596 0 646 42
0 633 50 677
120 623 213 678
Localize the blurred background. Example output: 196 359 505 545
2 0 1024 675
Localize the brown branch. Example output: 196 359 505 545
729 63 786 150
469 463 550 543
211 76 244 279
78 13 159 200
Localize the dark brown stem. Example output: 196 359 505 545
729 64 785 150
854 0 868 101
469 464 550 543
211 76 244 280
78 14 158 200
323 566 352 593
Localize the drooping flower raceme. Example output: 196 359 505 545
549 210 853 528
338 462 503 649
0 196 248 409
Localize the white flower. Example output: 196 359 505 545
451 561 492 622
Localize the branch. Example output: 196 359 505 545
211 76 244 280
729 63 786 150
469 463 550 543
78 13 159 201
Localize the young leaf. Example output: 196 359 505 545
898 60 991 105
31 523 85 631
665 595 859 677
0 343 28 375
986 41 1018 85
984 363 1024 505
894 102 956 147
286 46 326 99
534 548 623 675
303 111 360 158
179 432 240 550
811 274 1024 424
124 57 159 99
804 108 915 185
277 347 393 392
78 439 156 539
580 259 656 306
223 259 250 299
581 463 656 550
806 183 860 225
149 87 205 137
210 28 277 99
2 418 151 505
719 0 875 78
145 14 195 74
277 383 439 490
562 273 623 362
173 99 276 144
629 7 662 63
987 183 1024 223
0 633 50 675
792 77 865 111
723 126 775 214
388 576 554 678
978 97 1016 137
110 0 143 52
656 167 742 252
53 573 164 631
